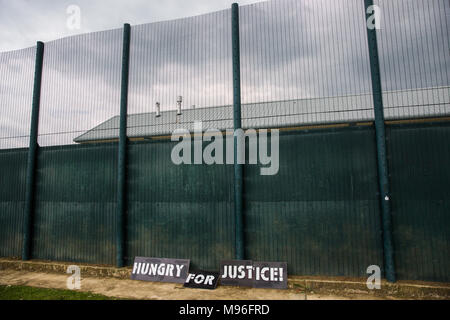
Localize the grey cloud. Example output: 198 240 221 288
0 0 449 148
0 0 266 52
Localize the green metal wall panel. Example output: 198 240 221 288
126 140 235 270
0 148 28 257
1 123 449 282
387 122 450 282
244 126 384 277
32 143 118 265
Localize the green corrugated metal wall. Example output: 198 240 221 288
387 121 450 282
244 126 384 276
126 140 235 270
0 124 449 281
0 148 27 257
31 143 118 265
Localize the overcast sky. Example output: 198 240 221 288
0 0 449 148
0 0 267 52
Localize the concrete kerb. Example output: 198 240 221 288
0 258 131 279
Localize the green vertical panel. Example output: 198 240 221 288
387 122 450 282
244 126 384 277
32 143 118 265
0 148 28 257
126 140 235 270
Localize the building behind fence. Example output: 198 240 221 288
0 0 449 282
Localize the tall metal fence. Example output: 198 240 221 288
0 0 449 282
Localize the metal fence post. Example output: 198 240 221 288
22 41 44 260
117 23 131 268
364 0 396 282
231 3 245 260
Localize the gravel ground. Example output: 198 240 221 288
0 269 386 300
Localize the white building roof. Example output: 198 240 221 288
74 86 450 142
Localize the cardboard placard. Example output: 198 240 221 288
184 270 219 290
130 256 190 284
219 260 254 287
220 260 288 289
252 261 288 289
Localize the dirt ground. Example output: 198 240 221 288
0 269 386 300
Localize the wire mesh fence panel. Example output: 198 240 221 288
0 0 449 281
239 0 374 127
38 29 123 146
244 126 384 277
387 121 450 282
238 0 383 277
124 9 233 141
126 139 235 269
31 29 123 264
0 47 35 149
0 47 35 257
376 0 450 281
375 0 450 120
126 11 235 268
